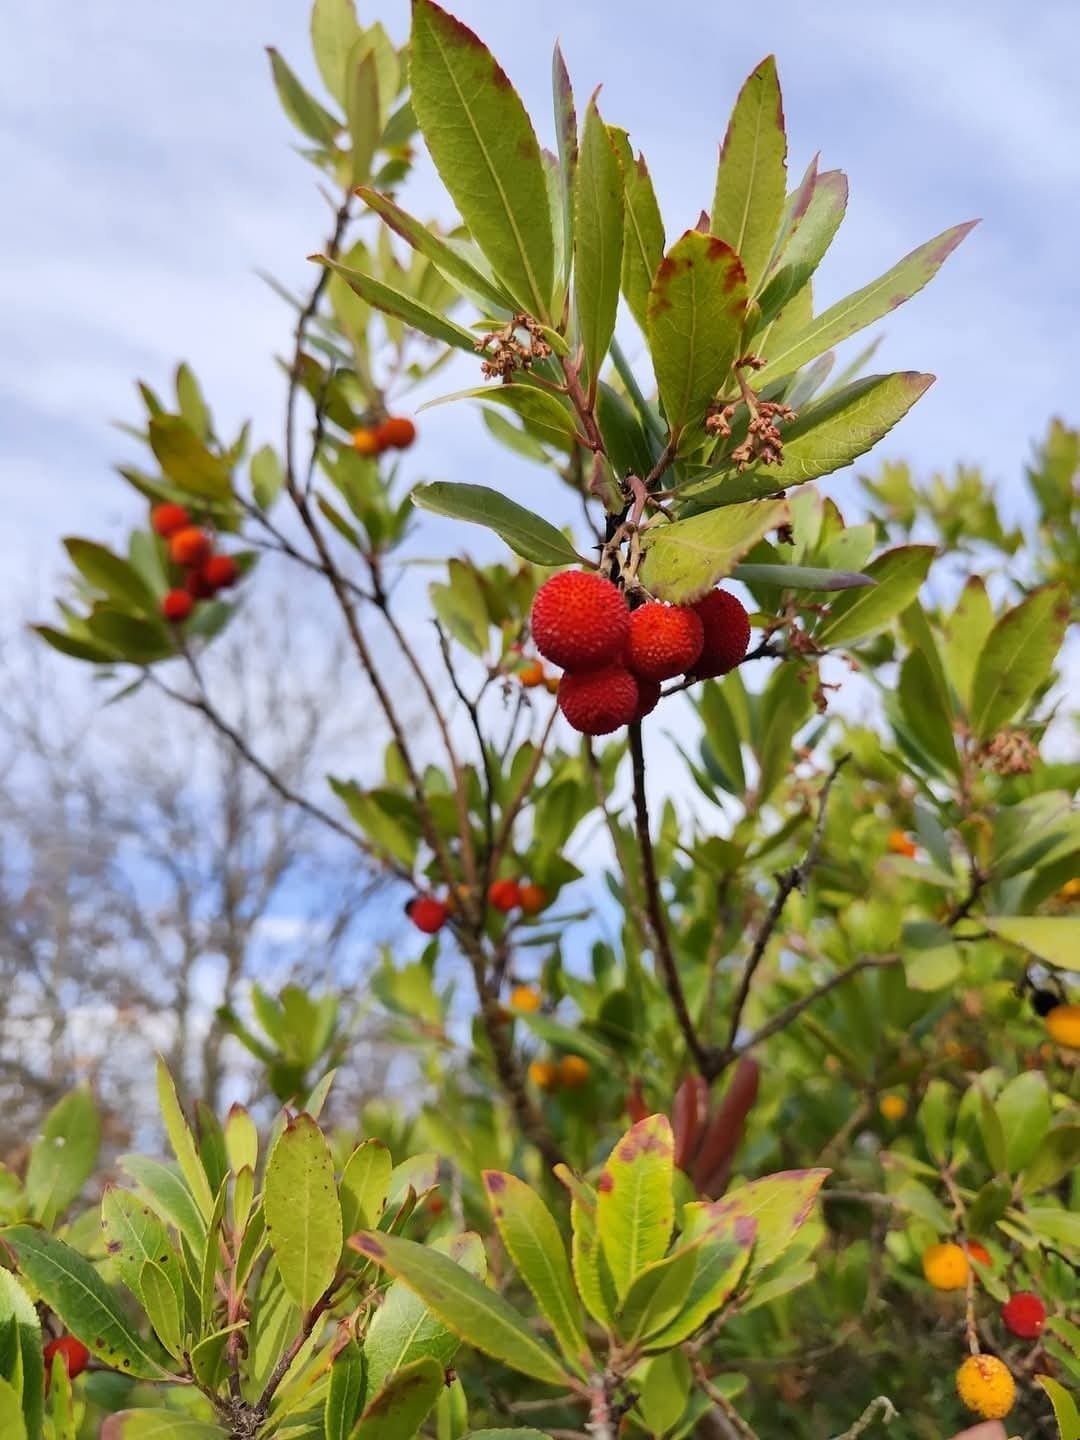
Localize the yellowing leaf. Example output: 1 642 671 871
639 499 789 604
596 1116 675 1302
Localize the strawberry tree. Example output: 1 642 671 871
17 0 1079 1437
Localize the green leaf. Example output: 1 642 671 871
711 57 787 294
86 611 172 665
551 43 578 301
942 576 994 711
995 1072 1051 1174
553 1171 618 1330
643 1223 754 1350
916 1080 953 1165
608 130 665 336
315 257 479 352
756 169 847 330
340 1139 392 1239
574 96 624 385
101 1187 185 1317
33 625 118 664
24 1085 100 1228
816 545 935 646
637 1350 691 1437
0 1269 43 1440
64 541 159 615
596 1116 675 1302
117 1156 207 1254
347 48 381 186
732 563 872 591
356 190 513 312
1022 1125 1080 1195
412 483 581 566
683 373 934 505
756 220 976 385
353 1356 444 1440
349 1232 573 1387
264 1114 342 1314
615 1242 700 1343
969 585 1070 739
267 47 340 145
101 1416 226 1439
701 1168 828 1284
420 385 576 451
482 1172 588 1370
1 1226 169 1379
639 499 789 604
156 1058 215 1221
311 0 363 107
0 1379 26 1440
646 231 747 434
898 649 958 775
326 1339 365 1440
983 917 1080 972
148 416 232 500
224 1106 259 1176
364 1232 486 1395
410 0 553 319
1036 1376 1080 1440
756 661 814 803
140 1260 184 1359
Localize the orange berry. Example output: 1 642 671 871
1045 1003 1080 1048
878 1093 907 1122
887 830 917 858
1058 876 1080 901
406 896 448 934
151 502 190 537
43 1335 90 1382
352 427 382 457
169 527 212 567
964 1239 992 1269
519 883 548 916
509 984 541 1013
922 1242 969 1290
488 879 522 913
532 571 629 672
202 554 239 592
955 1355 1015 1420
162 589 194 623
518 660 545 688
376 416 417 450
529 1059 558 1091
559 1055 590 1089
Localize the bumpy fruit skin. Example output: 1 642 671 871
376 416 417 450
509 984 541 1012
151 502 190 538
518 660 545 688
558 664 639 736
1001 1291 1046 1339
352 427 381 456
559 1055 590 1088
203 554 239 591
922 1241 969 1290
162 589 194 622
519 883 548 916
406 896 447 934
489 879 522 913
887 829 918 858
185 567 215 599
169 527 212 567
879 1093 907 1121
532 571 629 672
634 679 662 721
1045 1003 1080 1048
43 1335 90 1381
529 1059 558 1091
688 589 750 678
625 603 704 682
955 1355 1015 1420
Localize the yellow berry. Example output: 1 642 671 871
1057 876 1080 901
922 1242 969 1291
956 1355 1015 1419
1045 1003 1080 1049
559 1055 590 1089
544 675 560 695
510 985 541 1013
879 1093 907 1122
528 1059 558 1091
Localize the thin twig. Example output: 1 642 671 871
829 1396 898 1440
693 1362 761 1440
734 956 902 1056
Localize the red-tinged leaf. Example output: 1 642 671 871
574 94 624 387
608 128 665 336
969 584 1070 740
696 1168 829 1284
711 56 787 294
552 43 578 295
756 169 848 333
596 1115 675 1301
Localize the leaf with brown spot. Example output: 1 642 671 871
596 1116 675 1302
351 1356 444 1440
711 56 787 295
694 1168 829 1286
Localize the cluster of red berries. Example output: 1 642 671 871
530 571 750 736
351 416 417 457
152 504 239 623
406 878 550 934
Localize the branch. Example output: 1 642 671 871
255 1287 335 1415
721 754 850 1058
734 955 901 1056
692 1362 761 1440
629 721 712 1076
829 1396 898 1440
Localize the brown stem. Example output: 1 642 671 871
585 742 651 948
693 1361 761 1440
629 721 712 1076
732 955 901 1057
255 1287 335 1415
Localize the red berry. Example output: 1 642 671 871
162 589 194 622
43 1335 90 1381
519 883 548 916
558 664 640 735
376 416 417 450
689 589 751 678
406 896 448 934
625 603 704 681
151 502 190 538
532 572 629 672
203 554 239 592
169 527 212 568
634 678 662 720
1001 1291 1046 1339
185 567 215 599
489 878 522 913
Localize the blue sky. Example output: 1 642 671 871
5 0 1079 602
